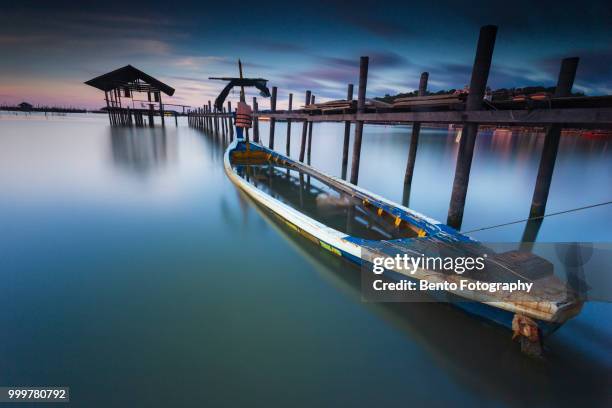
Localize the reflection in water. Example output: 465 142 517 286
1 116 610 407
109 126 177 176
241 182 611 408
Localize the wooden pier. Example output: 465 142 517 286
188 24 612 231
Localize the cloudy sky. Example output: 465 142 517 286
1 0 610 109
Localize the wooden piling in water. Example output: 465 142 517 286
148 104 154 127
299 90 312 162
307 94 315 163
222 107 227 139
402 71 429 206
214 107 219 136
529 57 579 218
202 105 206 131
159 93 165 127
253 97 260 143
350 57 369 185
447 25 497 230
228 101 234 141
341 83 354 179
286 93 293 156
104 91 112 125
207 101 213 132
269 86 278 149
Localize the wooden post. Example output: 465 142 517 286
286 93 293 156
207 101 212 131
350 56 369 185
447 25 497 229
214 107 219 137
299 90 311 162
104 91 112 125
307 94 315 163
108 91 115 125
341 83 353 179
228 101 234 141
520 218 543 252
269 86 277 149
529 57 579 218
402 71 429 206
159 93 165 127
202 104 206 130
222 107 227 139
214 107 217 135
148 103 154 127
208 106 212 133
253 97 260 143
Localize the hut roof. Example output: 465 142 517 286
85 65 175 96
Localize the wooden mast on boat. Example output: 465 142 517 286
209 60 271 148
238 59 245 103
238 59 249 144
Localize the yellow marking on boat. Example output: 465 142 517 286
284 220 299 231
377 208 384 216
394 216 402 227
363 199 369 206
320 241 342 256
418 229 427 237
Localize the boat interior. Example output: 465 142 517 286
232 161 420 241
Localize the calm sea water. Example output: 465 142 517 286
1 112 610 407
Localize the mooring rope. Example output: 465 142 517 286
461 200 612 234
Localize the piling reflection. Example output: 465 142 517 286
109 126 177 176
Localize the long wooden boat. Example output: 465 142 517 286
224 139 583 354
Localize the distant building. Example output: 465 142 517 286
18 102 33 111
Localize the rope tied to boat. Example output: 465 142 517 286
462 200 612 234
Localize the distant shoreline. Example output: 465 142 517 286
0 106 92 114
